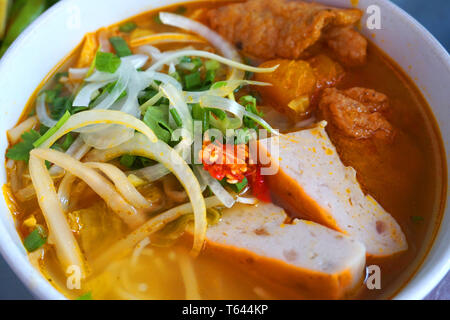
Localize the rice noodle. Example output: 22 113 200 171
49 136 92 177
178 252 201 300
57 173 77 212
93 196 222 270
86 162 150 209
32 148 146 229
29 153 85 275
131 237 151 266
37 110 206 255
7 116 38 144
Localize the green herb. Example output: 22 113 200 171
50 96 73 120
119 21 137 33
234 177 248 193
184 71 202 90
95 51 121 73
6 129 41 162
143 106 173 143
170 109 183 128
109 36 132 57
33 111 71 148
120 154 136 168
240 95 263 130
76 292 93 300
44 83 63 104
23 225 47 252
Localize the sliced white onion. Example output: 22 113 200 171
122 54 149 70
36 93 57 128
128 163 170 182
159 12 244 80
73 81 112 107
184 80 270 104
200 95 244 125
200 95 279 135
148 49 278 75
141 70 182 91
193 166 235 208
236 196 259 205
160 82 193 133
81 124 135 150
92 62 133 110
136 45 164 62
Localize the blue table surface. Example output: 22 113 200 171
0 0 449 300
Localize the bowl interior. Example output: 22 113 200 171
0 0 448 299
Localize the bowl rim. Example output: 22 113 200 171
0 0 448 300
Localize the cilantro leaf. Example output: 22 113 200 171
6 129 41 162
95 51 121 73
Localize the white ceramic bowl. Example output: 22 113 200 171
0 0 448 300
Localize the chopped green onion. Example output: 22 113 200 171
60 133 74 151
120 154 136 168
205 69 216 85
23 225 47 252
205 60 220 71
76 292 93 300
184 71 202 90
109 36 132 57
95 51 121 73
234 177 248 193
33 111 71 148
170 108 183 128
119 21 137 33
